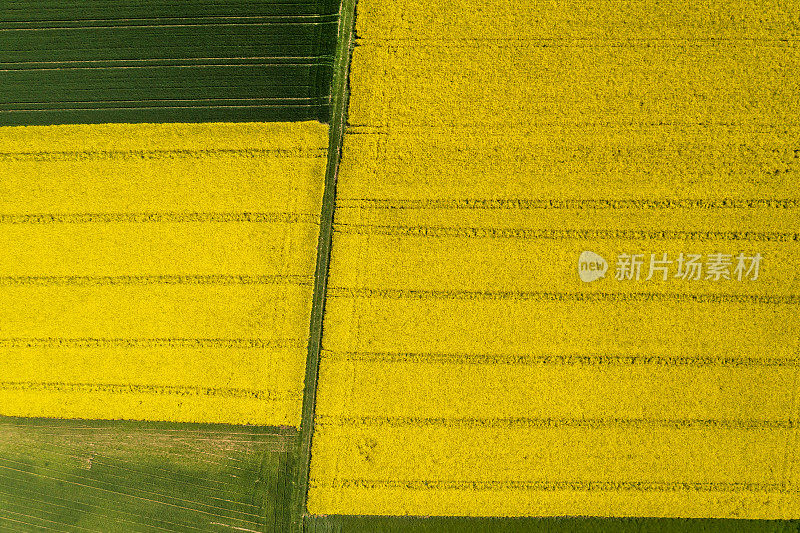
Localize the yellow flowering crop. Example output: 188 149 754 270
308 0 800 519
0 121 328 426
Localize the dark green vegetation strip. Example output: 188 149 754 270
294 0 357 531
0 0 339 125
305 516 800 533
0 415 297 532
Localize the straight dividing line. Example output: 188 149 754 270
293 0 357 531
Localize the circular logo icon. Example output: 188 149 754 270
578 251 608 282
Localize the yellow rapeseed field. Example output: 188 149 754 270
0 121 328 426
308 0 800 519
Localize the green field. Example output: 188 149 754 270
0 416 297 532
0 0 338 125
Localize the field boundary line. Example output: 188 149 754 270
294 0 358 531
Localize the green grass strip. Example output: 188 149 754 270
305 516 800 533
294 0 358 530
